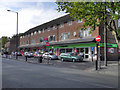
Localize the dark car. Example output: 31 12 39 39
58 53 83 62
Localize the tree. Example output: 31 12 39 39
2 36 8 48
56 2 120 47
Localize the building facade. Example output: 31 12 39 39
19 14 119 61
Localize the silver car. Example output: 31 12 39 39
42 53 58 60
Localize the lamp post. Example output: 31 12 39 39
7 10 18 59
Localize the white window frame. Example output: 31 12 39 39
31 39 35 44
43 29 45 33
67 21 72 26
39 37 43 43
59 23 64 28
61 32 70 40
47 27 50 31
25 40 29 44
76 19 82 23
53 26 57 30
48 35 55 42
34 31 37 35
38 30 41 33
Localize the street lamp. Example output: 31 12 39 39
7 10 18 59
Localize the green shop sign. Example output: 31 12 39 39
46 43 117 49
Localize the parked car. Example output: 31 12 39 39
24 52 34 58
58 53 83 62
42 53 58 60
34 52 43 58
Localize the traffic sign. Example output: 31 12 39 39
96 35 101 42
46 42 49 46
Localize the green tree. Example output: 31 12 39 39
56 2 120 47
2 36 8 48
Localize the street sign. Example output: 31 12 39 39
91 47 94 51
46 42 49 46
96 35 101 42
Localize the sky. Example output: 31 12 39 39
0 0 67 38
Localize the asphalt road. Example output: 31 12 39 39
2 58 118 88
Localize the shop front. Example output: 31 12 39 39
46 43 118 61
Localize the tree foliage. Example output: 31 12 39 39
56 2 120 38
2 36 8 48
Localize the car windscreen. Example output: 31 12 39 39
50 53 54 55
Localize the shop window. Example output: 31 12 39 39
85 55 88 58
61 32 70 40
85 48 88 53
80 48 84 53
48 35 55 42
60 49 65 53
66 49 72 53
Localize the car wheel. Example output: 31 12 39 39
72 59 75 62
61 58 64 62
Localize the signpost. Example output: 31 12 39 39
91 47 94 62
96 35 101 70
46 42 49 64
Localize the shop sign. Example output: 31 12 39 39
91 47 94 51
108 48 114 53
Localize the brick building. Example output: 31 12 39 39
19 14 119 61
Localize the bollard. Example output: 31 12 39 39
25 56 27 61
38 57 42 63
96 60 98 70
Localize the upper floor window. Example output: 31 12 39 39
38 30 41 33
61 32 70 40
48 35 55 42
59 23 64 28
25 40 29 44
31 39 35 44
23 36 24 38
79 28 91 38
39 37 43 43
31 33 33 36
21 41 24 45
43 29 45 33
47 27 50 31
53 26 57 30
20 36 22 38
67 21 72 26
34 31 37 35
76 19 82 23
118 19 120 27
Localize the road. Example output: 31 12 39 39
2 58 118 88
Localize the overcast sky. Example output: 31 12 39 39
0 0 67 38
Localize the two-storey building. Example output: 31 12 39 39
19 14 119 61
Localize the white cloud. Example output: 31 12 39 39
0 2 67 38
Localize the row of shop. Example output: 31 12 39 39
19 40 118 61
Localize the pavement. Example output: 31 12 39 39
2 55 119 76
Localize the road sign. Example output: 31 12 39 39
91 47 94 51
96 35 101 42
46 42 49 46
